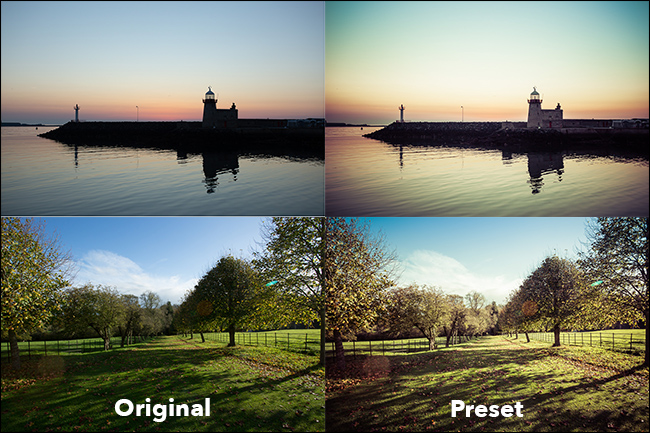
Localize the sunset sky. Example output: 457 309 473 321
326 1 649 125
1 1 324 124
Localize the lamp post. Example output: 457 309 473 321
461 106 464 122
136 106 139 122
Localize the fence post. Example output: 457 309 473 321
600 332 602 347
305 334 308 352
352 340 355 359
369 340 372 357
630 333 633 351
612 333 615 351
28 340 31 359
275 333 277 347
287 333 290 351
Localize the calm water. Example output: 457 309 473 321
326 126 648 216
1 127 324 216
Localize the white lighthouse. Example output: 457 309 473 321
527 87 563 129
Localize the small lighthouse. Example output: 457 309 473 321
202 87 217 128
399 104 405 123
527 87 542 128
74 104 80 123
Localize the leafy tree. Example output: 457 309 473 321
441 294 466 347
255 217 325 364
325 217 397 370
58 284 124 350
192 255 270 346
464 291 489 337
139 290 165 336
1 217 74 369
117 294 141 347
519 255 592 347
385 284 447 350
579 217 648 365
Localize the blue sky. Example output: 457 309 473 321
36 217 269 304
362 217 592 304
1 1 324 124
31 216 591 306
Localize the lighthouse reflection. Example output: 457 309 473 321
201 151 239 194
525 151 564 194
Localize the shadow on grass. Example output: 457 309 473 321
2 336 324 432
326 336 648 432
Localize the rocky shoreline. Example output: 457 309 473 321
39 121 324 159
364 122 649 158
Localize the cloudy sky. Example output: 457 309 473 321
363 217 593 304
326 1 649 124
1 1 324 124
35 217 269 304
20 216 593 307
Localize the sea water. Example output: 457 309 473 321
1 126 324 216
326 126 648 216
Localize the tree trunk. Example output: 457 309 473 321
228 324 236 347
644 310 648 367
319 308 325 366
103 336 111 351
200 332 205 343
552 323 561 347
428 337 436 350
525 332 530 343
333 329 346 370
8 329 21 370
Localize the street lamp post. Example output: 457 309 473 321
136 106 139 122
461 106 464 122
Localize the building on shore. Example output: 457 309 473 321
202 87 238 129
527 87 563 129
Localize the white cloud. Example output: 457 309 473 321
398 250 521 304
74 250 196 304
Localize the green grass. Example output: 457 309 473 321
0 336 150 358
199 329 321 356
326 335 648 432
1 335 324 432
524 329 646 353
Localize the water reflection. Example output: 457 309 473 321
201 151 239 194
526 152 564 194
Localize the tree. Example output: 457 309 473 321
442 294 466 347
1 217 74 369
192 255 270 347
59 284 124 350
465 291 489 337
519 255 592 347
385 284 447 350
325 217 397 370
255 217 325 364
579 217 648 365
117 294 141 347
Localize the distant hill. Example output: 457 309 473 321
2 122 48 127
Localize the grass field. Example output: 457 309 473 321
1 335 324 432
326 335 648 432
524 329 646 353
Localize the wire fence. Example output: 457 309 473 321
195 331 321 355
524 331 646 354
325 334 475 360
1 335 151 362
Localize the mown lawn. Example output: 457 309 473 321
1 335 324 432
326 335 648 432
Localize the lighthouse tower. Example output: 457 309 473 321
202 87 218 128
399 104 405 123
74 104 80 123
527 87 542 128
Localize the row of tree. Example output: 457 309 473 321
500 217 648 365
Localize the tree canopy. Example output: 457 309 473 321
1 217 74 369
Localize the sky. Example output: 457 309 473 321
1 1 324 124
26 216 593 308
362 217 593 305
31 217 271 305
326 1 650 124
